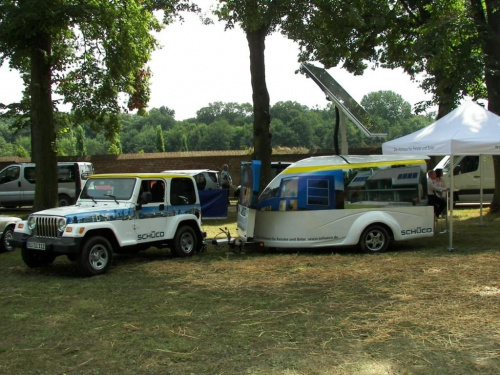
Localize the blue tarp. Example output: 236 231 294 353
199 190 228 219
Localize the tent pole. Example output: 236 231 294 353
448 155 454 252
480 154 484 225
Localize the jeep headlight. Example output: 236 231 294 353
27 216 36 231
57 217 67 232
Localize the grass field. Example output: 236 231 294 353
1 206 499 374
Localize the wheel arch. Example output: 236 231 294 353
82 228 120 251
346 212 397 245
174 219 204 250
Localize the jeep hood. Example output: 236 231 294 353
31 202 136 224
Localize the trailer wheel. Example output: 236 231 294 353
77 236 113 276
21 248 56 267
172 226 197 257
359 225 390 253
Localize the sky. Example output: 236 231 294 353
0 3 433 121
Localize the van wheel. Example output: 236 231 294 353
58 194 72 207
21 248 56 267
0 225 15 252
173 226 197 257
77 236 113 276
359 225 390 253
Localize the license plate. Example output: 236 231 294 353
27 242 46 250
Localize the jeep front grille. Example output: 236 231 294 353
35 216 60 238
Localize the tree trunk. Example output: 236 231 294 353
247 27 272 193
31 32 58 211
483 1 500 212
435 73 458 120
471 0 500 212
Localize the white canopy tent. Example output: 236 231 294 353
382 101 500 250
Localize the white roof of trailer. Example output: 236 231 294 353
285 155 429 169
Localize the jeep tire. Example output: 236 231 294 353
173 225 197 257
77 236 114 276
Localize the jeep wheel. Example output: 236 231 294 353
173 226 197 257
77 236 113 276
21 248 56 267
0 225 15 252
359 225 390 253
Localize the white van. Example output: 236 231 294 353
434 155 494 204
0 162 94 208
237 155 435 252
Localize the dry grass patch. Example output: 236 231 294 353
0 207 499 374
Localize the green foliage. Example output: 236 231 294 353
75 125 87 156
0 92 434 156
0 0 196 210
381 0 485 115
0 136 12 156
17 137 30 154
56 132 76 156
15 144 29 157
85 135 109 155
201 119 235 150
361 91 412 125
155 124 165 152
196 102 253 125
281 0 389 74
107 143 120 155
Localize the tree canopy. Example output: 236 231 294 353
0 0 193 209
0 94 433 156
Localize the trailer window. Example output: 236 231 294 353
280 179 298 198
307 179 329 206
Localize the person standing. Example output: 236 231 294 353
427 170 446 218
220 164 232 204
434 169 447 217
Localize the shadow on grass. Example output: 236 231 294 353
10 207 500 279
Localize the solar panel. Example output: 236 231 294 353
301 63 386 137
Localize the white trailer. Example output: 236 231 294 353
237 155 435 252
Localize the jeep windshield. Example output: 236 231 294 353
80 178 136 201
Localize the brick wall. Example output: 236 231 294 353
0 148 380 186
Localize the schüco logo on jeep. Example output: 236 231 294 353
137 231 165 241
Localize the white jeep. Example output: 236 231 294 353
12 173 206 276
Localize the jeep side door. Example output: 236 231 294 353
134 179 170 245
